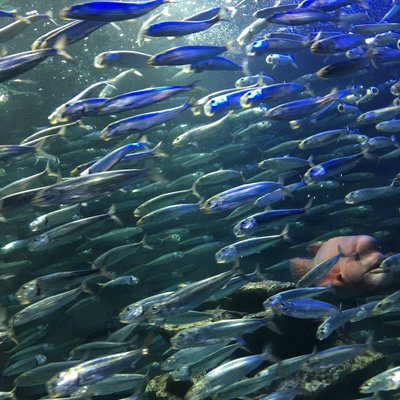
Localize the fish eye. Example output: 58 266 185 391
354 253 361 261
151 304 161 313
208 198 221 209
310 166 325 177
278 302 288 312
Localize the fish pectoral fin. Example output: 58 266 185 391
306 241 323 255
289 257 313 280
334 273 345 285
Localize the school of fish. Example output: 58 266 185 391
0 0 400 399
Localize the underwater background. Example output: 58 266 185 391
1 0 400 399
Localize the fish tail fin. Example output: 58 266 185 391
217 6 230 21
191 181 202 199
261 342 274 359
358 0 369 9
34 139 59 166
8 320 18 346
45 10 58 26
254 263 267 281
365 331 375 350
108 204 123 226
80 281 94 296
161 6 171 17
266 321 283 335
280 224 292 243
97 266 116 280
304 197 314 211
391 134 400 148
141 234 154 250
44 160 60 178
152 141 168 158
223 4 237 18
147 167 168 184
225 40 241 54
391 173 400 187
14 12 31 24
261 342 280 361
290 257 313 281
241 57 251 76
53 36 73 61
361 148 379 162
189 80 205 93
235 337 252 353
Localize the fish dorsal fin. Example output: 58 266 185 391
307 241 323 255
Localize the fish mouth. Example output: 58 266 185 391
364 256 388 274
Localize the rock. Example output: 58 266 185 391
146 373 191 400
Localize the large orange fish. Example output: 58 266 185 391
290 235 393 291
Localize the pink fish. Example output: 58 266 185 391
290 235 393 291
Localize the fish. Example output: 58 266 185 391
144 266 240 322
32 169 146 207
241 83 306 109
15 268 107 304
170 318 271 349
137 203 200 228
303 152 368 185
380 253 400 272
10 284 91 329
0 12 55 44
310 33 365 54
136 7 171 46
290 235 391 291
236 18 270 46
173 112 233 146
60 0 171 21
316 307 361 340
302 339 373 370
0 39 72 83
94 50 152 69
296 246 343 287
101 102 191 140
264 89 341 121
100 83 198 115
267 8 341 25
253 4 298 18
265 53 298 69
46 349 145 397
144 10 225 37
148 44 230 66
185 56 242 73
344 175 400 204
233 205 309 238
246 37 310 56
27 205 121 251
316 57 371 78
2 1 400 399
235 74 274 88
298 0 368 11
32 20 108 49
275 297 340 319
184 347 272 400
215 225 290 263
360 366 400 393
264 286 330 308
201 181 283 213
